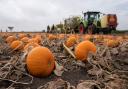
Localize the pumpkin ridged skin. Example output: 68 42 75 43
26 47 55 77
6 36 16 44
10 40 24 50
65 37 77 47
75 41 96 62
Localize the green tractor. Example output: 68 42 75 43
79 11 118 34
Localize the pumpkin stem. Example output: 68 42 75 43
63 43 76 59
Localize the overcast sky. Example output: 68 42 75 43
0 0 128 31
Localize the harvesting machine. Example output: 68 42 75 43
64 11 118 34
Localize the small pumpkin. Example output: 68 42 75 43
59 34 65 39
65 36 77 47
34 37 41 44
21 37 29 43
6 36 16 44
105 39 120 47
28 38 38 43
18 33 26 39
26 47 55 77
48 34 56 40
24 42 40 52
10 40 24 51
83 34 92 41
75 41 96 62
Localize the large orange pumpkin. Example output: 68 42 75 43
6 36 16 44
75 41 96 62
65 36 77 47
26 47 55 77
10 40 24 50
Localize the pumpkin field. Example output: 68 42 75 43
0 32 128 89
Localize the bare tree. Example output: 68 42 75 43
8 26 14 32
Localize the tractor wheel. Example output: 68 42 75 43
79 24 84 34
87 25 95 34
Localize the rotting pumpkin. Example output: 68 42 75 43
75 40 96 62
26 47 55 77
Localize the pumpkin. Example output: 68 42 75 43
34 37 41 44
75 41 96 62
21 37 29 43
18 33 26 39
24 42 40 51
10 40 24 50
105 39 120 47
6 36 16 44
106 35 114 39
28 38 38 43
26 47 55 77
83 34 92 41
48 34 56 40
59 34 65 39
116 36 123 42
65 36 77 47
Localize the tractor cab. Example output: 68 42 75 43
83 11 101 25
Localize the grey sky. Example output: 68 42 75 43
0 0 128 31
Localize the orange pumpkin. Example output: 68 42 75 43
28 38 38 43
21 37 29 43
65 36 77 47
48 34 56 40
106 35 114 39
105 39 120 47
75 41 96 62
116 36 123 42
34 37 42 44
24 42 40 51
83 34 92 40
6 36 16 44
26 47 55 77
18 33 26 39
10 40 24 50
59 34 65 39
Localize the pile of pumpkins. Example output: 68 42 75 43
5 33 124 78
